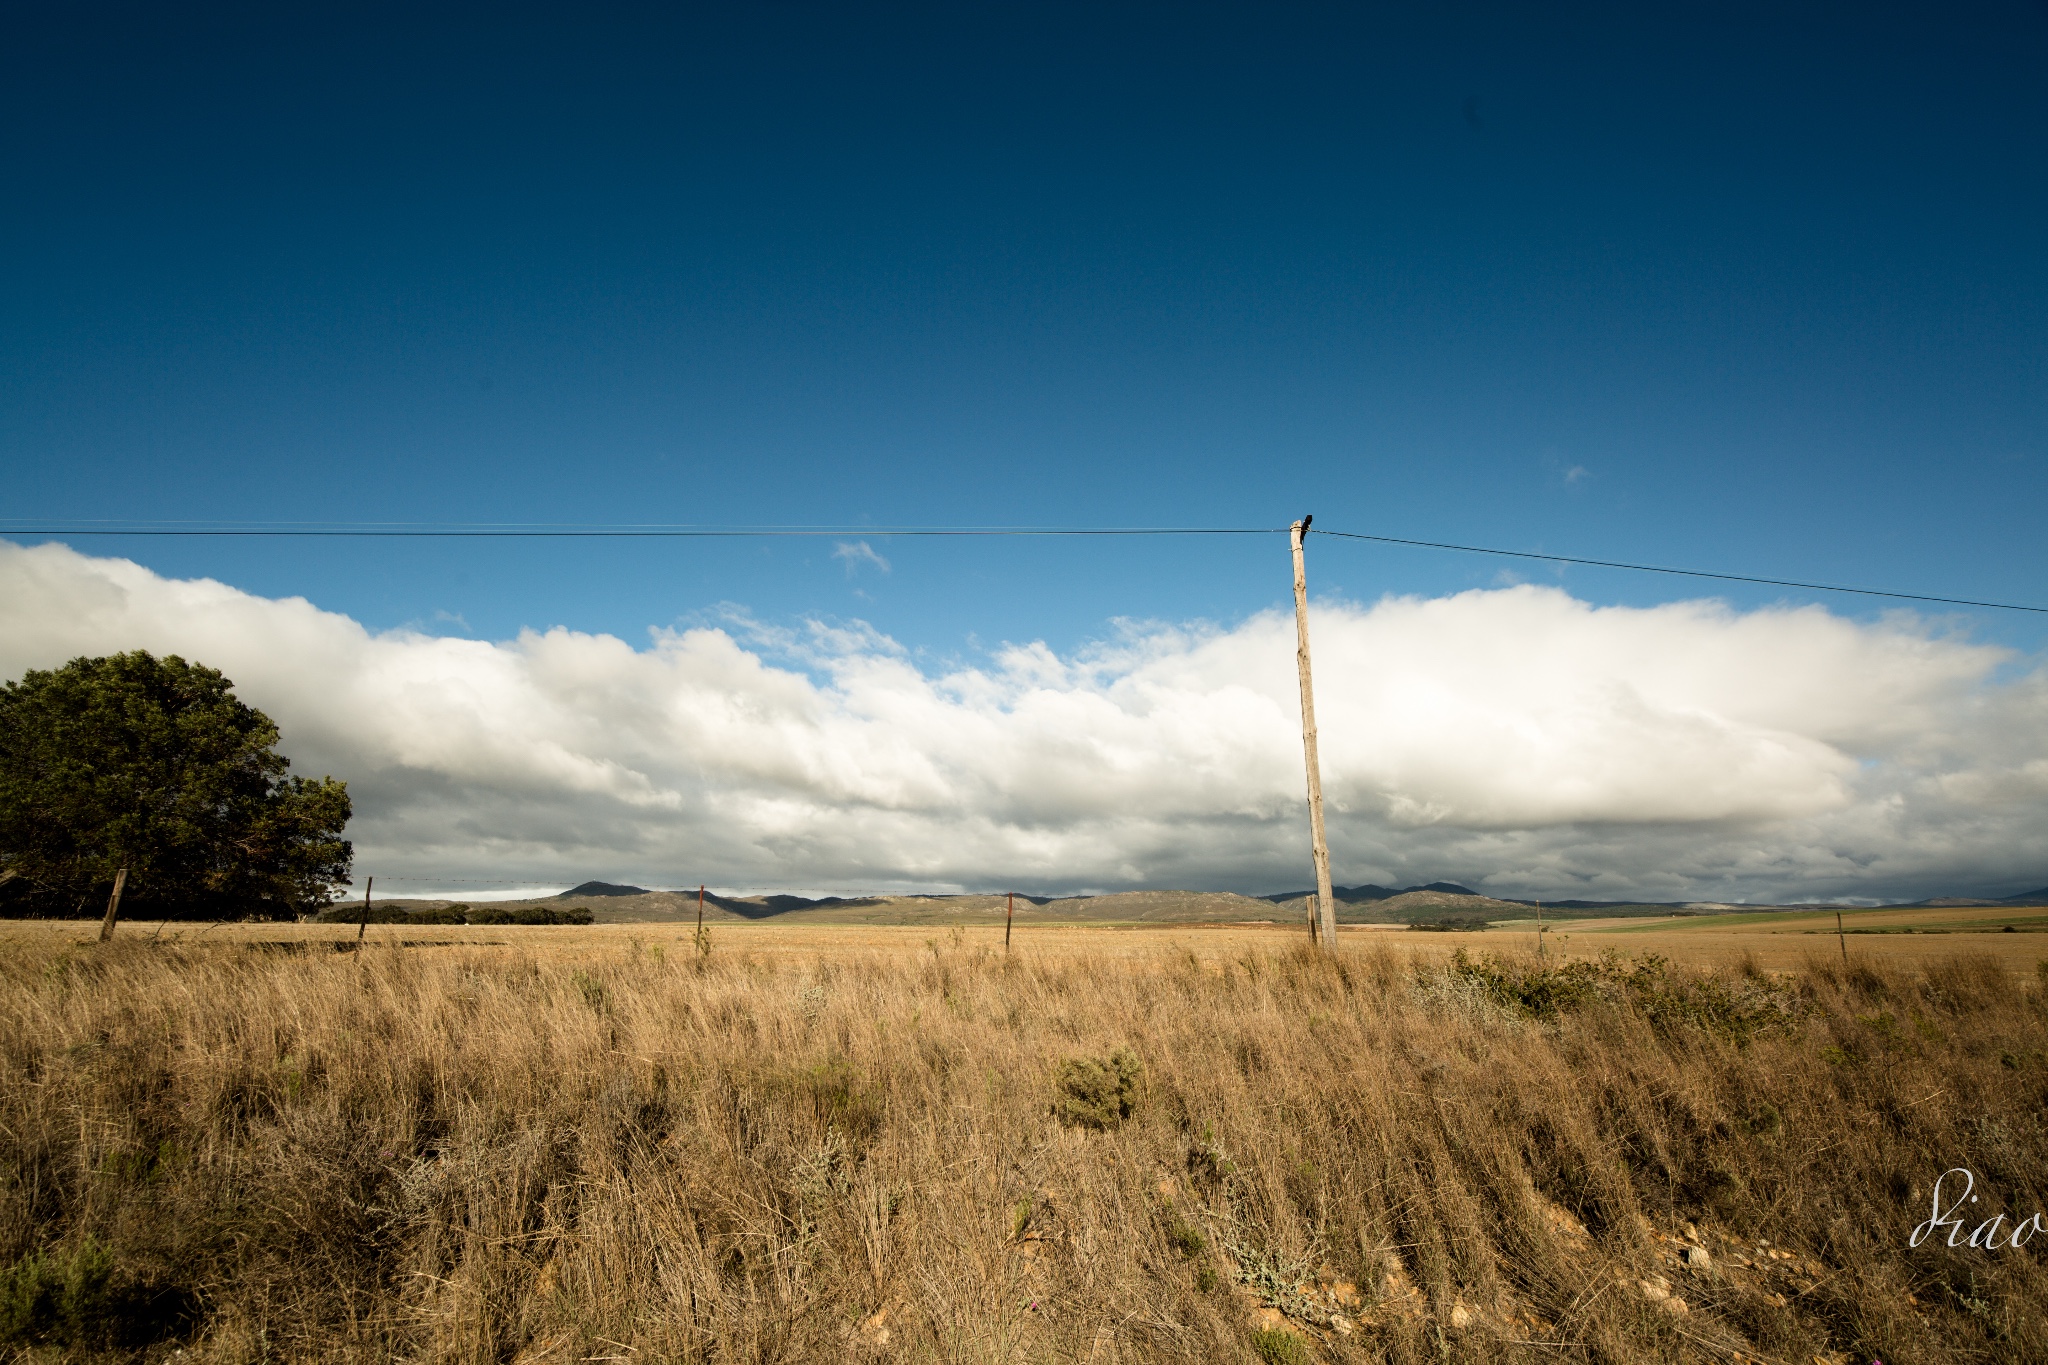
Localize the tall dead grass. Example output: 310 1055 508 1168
1 933 2044 1363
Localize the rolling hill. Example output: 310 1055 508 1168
355 878 2048 927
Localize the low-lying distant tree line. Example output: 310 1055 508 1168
1408 913 1493 932
0 652 351 920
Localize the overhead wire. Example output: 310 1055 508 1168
0 521 1281 537
1 519 2041 613
1308 528 2048 615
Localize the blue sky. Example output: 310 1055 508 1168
5 1 2044 661
3 4 2046 900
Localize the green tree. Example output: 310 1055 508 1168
0 652 351 917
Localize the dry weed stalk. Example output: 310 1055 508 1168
0 934 2043 1362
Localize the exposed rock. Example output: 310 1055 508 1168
1539 1197 1591 1240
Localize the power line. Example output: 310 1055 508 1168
1311 529 2048 615
3 519 2041 614
0 521 1281 538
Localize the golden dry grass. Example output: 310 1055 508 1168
14 913 2044 977
2 922 2046 1363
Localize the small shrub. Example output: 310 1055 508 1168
1439 949 1606 1019
1430 950 1806 1041
1186 1125 1236 1187
1623 955 1809 1039
1249 1326 1310 1365
571 970 608 1011
0 1238 115 1345
103 1139 185 1185
466 906 514 925
1054 1047 1143 1129
1166 1215 1206 1258
767 1059 884 1144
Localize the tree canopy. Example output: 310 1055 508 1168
0 652 351 918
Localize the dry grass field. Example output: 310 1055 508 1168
1512 903 2048 975
3 918 2046 1364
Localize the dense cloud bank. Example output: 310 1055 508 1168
2 540 2042 902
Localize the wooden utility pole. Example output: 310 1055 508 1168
97 868 128 943
1290 517 1337 951
356 876 373 948
1536 899 1544 959
1005 891 1015 950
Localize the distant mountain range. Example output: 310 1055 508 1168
556 882 944 919
1259 881 1480 904
528 876 2048 921
557 879 1499 909
351 875 2048 926
1914 886 2048 908
1260 881 2048 911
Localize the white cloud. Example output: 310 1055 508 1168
832 540 890 576
1 539 2042 902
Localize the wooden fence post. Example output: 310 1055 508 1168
1005 891 1014 950
1291 517 1338 951
97 868 128 943
356 876 372 948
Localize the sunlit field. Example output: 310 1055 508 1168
2 918 2045 1363
11 910 2045 973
